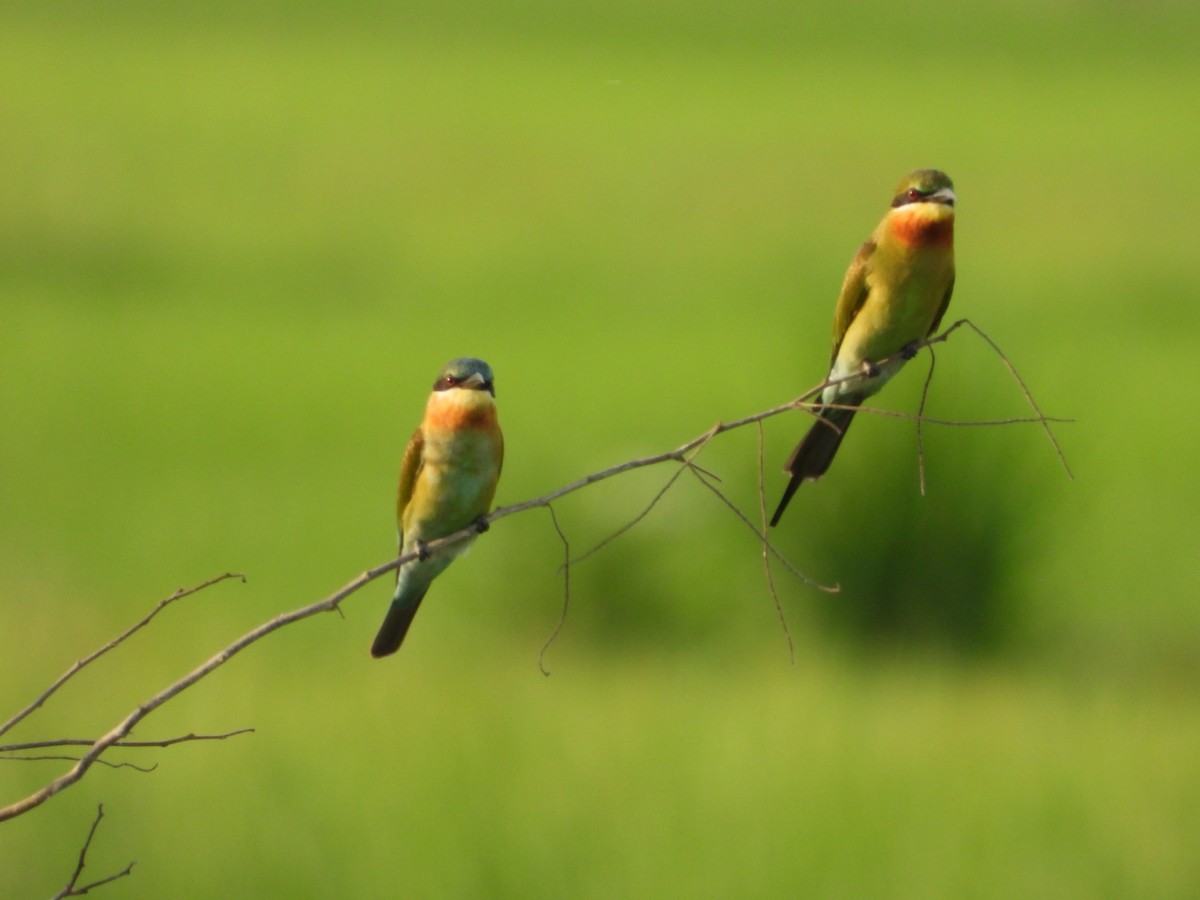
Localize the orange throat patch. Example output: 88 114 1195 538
889 204 954 247
423 392 497 431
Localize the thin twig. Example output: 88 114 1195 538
686 464 837 593
566 430 722 568
7 756 157 772
843 409 1072 427
917 345 937 496
953 318 1074 478
538 505 572 676
51 804 135 899
566 460 693 568
1 729 254 754
0 573 245 740
756 421 795 663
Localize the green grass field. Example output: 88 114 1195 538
3 2 1200 896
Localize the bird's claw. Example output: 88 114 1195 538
900 341 920 361
416 540 431 561
862 359 881 378
472 514 491 534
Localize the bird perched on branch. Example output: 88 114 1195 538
371 357 504 657
770 168 956 527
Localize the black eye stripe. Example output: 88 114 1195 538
432 374 495 393
891 187 934 208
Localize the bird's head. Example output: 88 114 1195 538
890 169 956 209
433 358 496 397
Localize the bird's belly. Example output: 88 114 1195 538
401 450 499 551
824 285 939 403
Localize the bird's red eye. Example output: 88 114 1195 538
907 187 922 201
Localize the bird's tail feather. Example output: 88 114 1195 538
370 586 430 658
769 405 858 527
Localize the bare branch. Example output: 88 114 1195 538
1 316 1067 824
51 804 135 899
0 549 462 821
0 565 394 823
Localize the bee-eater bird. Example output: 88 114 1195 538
370 357 504 657
770 169 956 527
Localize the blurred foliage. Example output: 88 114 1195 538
2 0 1199 897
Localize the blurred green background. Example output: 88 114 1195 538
3 1 1199 896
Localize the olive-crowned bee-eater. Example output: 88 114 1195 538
371 357 504 657
770 169 956 526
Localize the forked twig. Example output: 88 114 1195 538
51 805 134 899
